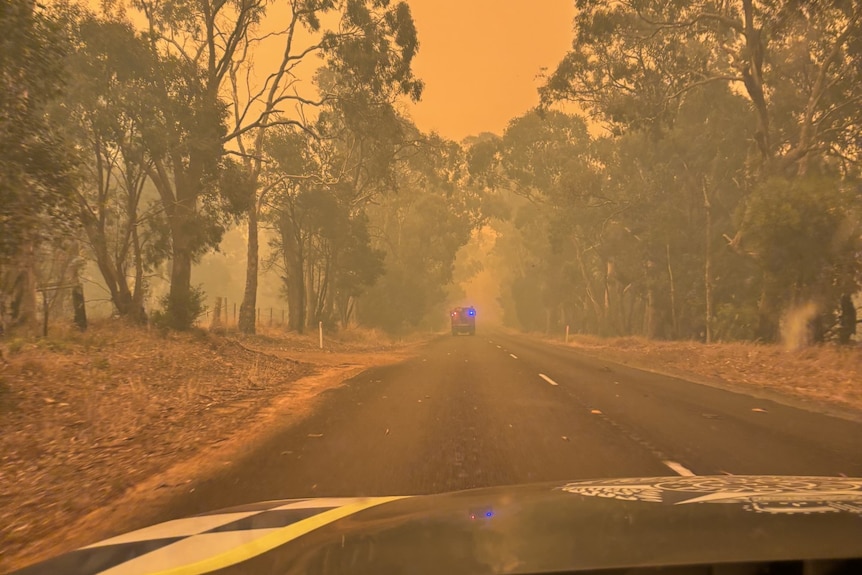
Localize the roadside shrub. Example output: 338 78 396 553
151 285 207 331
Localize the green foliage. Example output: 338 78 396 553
741 176 861 306
501 111 592 198
484 88 859 341
227 0 424 334
324 0 423 102
264 118 393 330
0 1 77 266
472 110 606 334
542 0 862 174
488 66 861 343
151 284 207 331
215 157 258 216
334 213 385 300
359 137 485 333
48 9 172 321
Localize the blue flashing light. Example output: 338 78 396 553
468 309 476 316
485 511 493 518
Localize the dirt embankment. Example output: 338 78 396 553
0 322 423 573
547 334 862 418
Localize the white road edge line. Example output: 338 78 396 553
662 460 696 477
509 354 518 359
538 373 559 386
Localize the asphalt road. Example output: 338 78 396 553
158 331 862 520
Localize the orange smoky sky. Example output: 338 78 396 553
404 0 576 141
82 0 576 142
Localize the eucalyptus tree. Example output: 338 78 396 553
539 0 862 342
541 0 862 175
221 0 423 333
52 12 173 323
358 134 486 334
0 0 77 330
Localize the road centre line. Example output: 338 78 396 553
662 460 696 477
538 373 559 386
509 354 518 359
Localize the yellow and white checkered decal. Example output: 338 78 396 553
14 497 407 575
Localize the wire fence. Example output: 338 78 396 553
201 297 287 329
4 290 290 335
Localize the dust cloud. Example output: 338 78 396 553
780 301 819 351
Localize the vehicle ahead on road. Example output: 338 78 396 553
451 306 476 335
12 475 862 575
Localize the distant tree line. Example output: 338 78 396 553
1 0 487 335
5 0 859 344
474 0 861 344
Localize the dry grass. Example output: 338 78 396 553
243 324 431 350
556 334 862 415
226 325 435 368
0 320 425 572
0 321 314 571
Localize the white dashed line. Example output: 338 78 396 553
662 460 696 477
509 354 518 359
496 345 502 349
538 373 559 386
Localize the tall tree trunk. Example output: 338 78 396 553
115 276 134 318
603 260 612 335
81 210 134 318
666 242 678 339
293 257 306 333
741 0 771 166
10 242 37 332
149 151 205 330
210 296 223 329
703 183 713 344
644 286 655 338
72 285 88 331
341 295 355 328
131 222 146 323
317 252 331 323
305 247 316 329
127 163 147 324
281 216 305 333
573 240 602 329
166 200 196 330
755 277 776 342
238 205 259 334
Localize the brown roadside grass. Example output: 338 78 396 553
554 334 862 416
0 321 424 572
